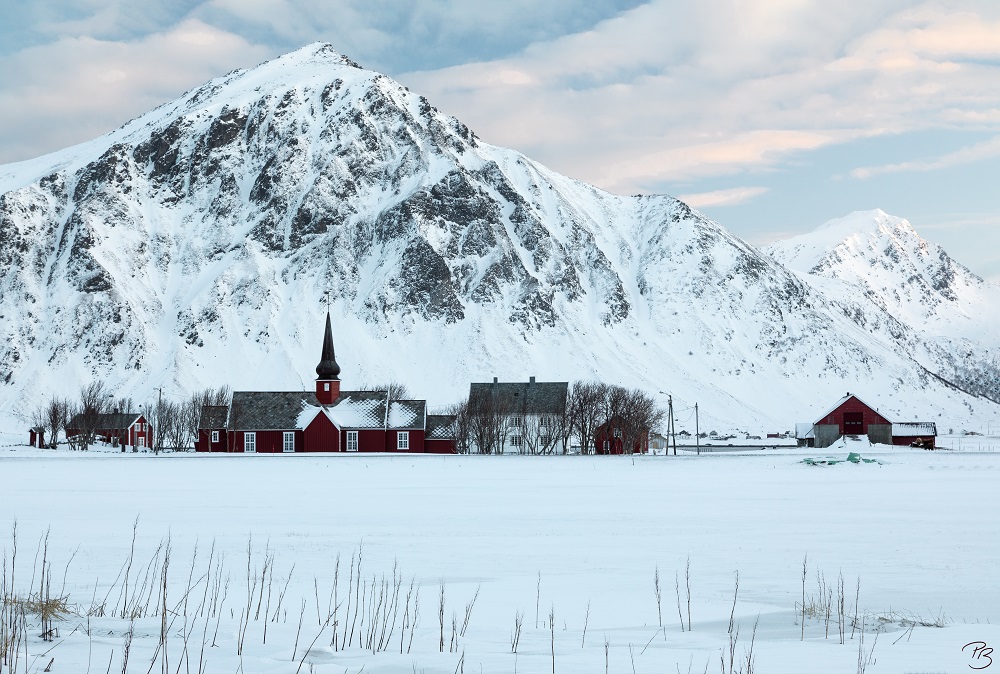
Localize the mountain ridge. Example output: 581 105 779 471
1 43 998 430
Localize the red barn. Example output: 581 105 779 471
797 393 937 449
29 427 45 448
197 312 455 454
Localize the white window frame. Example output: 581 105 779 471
138 436 145 448
211 430 219 443
613 428 622 439
283 431 295 453
324 382 330 391
346 431 358 452
510 435 523 448
540 416 551 428
244 432 256 453
603 439 610 452
397 431 409 450
510 415 522 427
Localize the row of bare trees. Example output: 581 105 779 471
33 383 230 452
449 380 664 455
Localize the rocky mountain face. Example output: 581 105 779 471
1 44 997 429
766 210 1000 404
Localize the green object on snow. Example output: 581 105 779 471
802 453 880 466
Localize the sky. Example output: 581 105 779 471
2 1 1000 279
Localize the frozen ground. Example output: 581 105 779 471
0 437 998 673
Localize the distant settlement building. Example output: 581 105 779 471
796 393 937 449
196 313 456 453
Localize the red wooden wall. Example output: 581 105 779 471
305 414 339 452
816 397 890 435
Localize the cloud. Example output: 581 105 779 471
0 19 270 163
397 1 1000 194
850 134 1000 178
677 186 769 208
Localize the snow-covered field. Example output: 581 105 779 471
1 439 998 673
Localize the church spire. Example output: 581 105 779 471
315 312 341 405
315 311 341 380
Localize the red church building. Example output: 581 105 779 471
196 313 456 454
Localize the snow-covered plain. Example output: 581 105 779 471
1 441 998 673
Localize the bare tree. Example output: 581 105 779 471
358 382 411 401
618 388 665 455
446 401 472 454
568 381 607 455
46 397 69 449
521 414 563 455
467 388 515 454
184 386 231 452
73 381 110 450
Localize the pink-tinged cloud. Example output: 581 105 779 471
0 20 271 163
851 134 1000 178
678 186 770 208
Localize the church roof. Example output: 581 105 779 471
427 414 456 439
198 405 228 430
230 390 393 431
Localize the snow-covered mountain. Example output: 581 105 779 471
1 43 997 430
766 210 1000 407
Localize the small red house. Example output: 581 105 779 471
66 413 153 450
197 312 455 454
594 417 649 455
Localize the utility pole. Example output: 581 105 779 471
154 387 163 454
695 403 700 456
668 395 677 456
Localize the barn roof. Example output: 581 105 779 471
468 379 568 415
812 393 890 425
892 422 937 436
426 414 456 439
198 405 228 430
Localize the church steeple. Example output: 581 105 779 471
315 312 341 404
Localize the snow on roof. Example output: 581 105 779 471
387 400 426 429
326 392 388 429
892 422 937 436
812 393 889 425
795 423 815 439
426 415 456 439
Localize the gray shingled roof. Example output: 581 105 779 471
468 380 568 415
426 414 456 439
387 400 426 429
228 390 390 431
198 405 228 430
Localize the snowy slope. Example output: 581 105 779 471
1 44 998 430
766 210 1000 405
